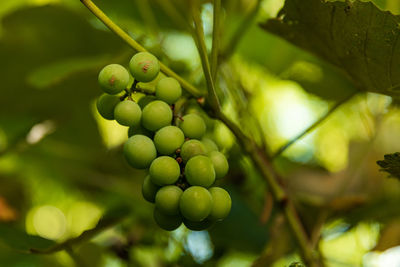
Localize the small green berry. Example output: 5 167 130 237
155 77 182 104
129 52 160 82
98 64 130 95
114 100 142 126
96 94 120 120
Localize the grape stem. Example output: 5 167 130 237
210 0 221 81
79 0 203 98
80 0 324 266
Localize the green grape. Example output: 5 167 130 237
179 113 206 139
155 77 182 104
98 64 130 95
155 185 183 215
185 155 216 187
179 186 213 222
129 52 160 82
128 124 152 138
138 95 157 108
96 94 120 120
208 187 231 221
183 218 213 231
113 100 142 126
180 140 206 163
149 156 180 186
141 100 173 131
123 135 157 169
154 126 184 155
208 151 229 179
202 137 218 154
153 208 182 231
142 175 160 203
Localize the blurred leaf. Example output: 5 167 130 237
235 17 357 100
281 59 358 100
374 219 400 251
261 0 400 97
0 5 126 119
31 204 130 254
27 55 112 89
0 223 54 252
377 152 400 179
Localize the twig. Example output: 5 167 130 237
272 92 357 159
80 0 203 97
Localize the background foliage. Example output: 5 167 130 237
1 0 400 266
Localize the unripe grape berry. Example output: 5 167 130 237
208 151 229 179
180 186 213 222
208 187 231 221
149 156 180 186
154 126 184 155
180 140 206 163
155 185 183 215
153 208 182 231
123 135 157 169
141 100 173 131
179 113 206 139
142 175 160 203
128 124 152 138
202 137 219 154
129 52 160 82
185 155 216 187
155 77 182 104
114 100 142 126
96 94 120 120
183 218 214 231
138 95 157 109
98 64 130 94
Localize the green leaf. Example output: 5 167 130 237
377 152 400 179
0 223 54 252
261 0 400 97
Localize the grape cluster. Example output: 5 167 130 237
96 52 231 231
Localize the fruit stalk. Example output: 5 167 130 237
80 0 203 98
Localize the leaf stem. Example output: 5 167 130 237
80 0 203 97
191 3 221 113
272 92 356 159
